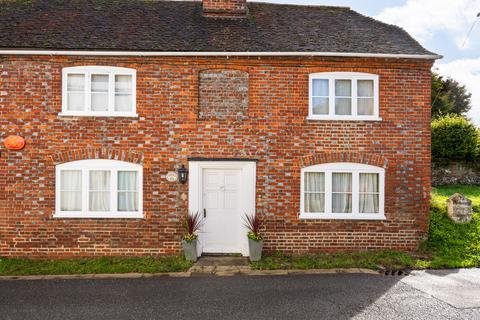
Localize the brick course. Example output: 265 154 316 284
0 55 432 258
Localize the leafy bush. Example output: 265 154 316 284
431 114 479 161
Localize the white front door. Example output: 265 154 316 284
202 169 242 253
188 161 256 256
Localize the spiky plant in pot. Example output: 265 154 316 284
182 211 202 242
181 212 203 262
243 213 264 261
243 213 263 241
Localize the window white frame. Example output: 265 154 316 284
61 66 137 117
300 162 385 220
55 159 143 218
308 72 380 121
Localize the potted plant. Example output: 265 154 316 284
243 213 263 261
181 212 202 262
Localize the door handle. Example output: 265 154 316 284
203 208 206 218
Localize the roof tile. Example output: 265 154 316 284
0 0 436 56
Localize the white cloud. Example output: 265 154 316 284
375 0 480 48
435 59 480 126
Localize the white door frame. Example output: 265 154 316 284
188 161 256 257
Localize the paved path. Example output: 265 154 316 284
401 269 480 309
1 271 479 320
188 256 252 275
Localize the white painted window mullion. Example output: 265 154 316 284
83 169 88 214
109 73 115 113
85 72 91 112
352 171 359 214
112 169 117 214
325 171 332 214
352 79 358 116
329 77 335 116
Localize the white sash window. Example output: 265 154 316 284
55 159 143 218
61 66 137 117
309 72 380 121
300 162 385 220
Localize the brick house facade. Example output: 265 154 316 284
0 1 439 258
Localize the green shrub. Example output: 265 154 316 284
431 115 479 161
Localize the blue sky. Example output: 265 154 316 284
253 0 480 125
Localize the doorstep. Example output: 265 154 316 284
0 268 380 281
189 256 251 276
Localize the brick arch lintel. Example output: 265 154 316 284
300 152 388 169
49 147 143 165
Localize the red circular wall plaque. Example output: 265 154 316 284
4 135 26 150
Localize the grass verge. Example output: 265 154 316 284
424 185 480 268
0 256 192 276
253 185 480 271
250 251 418 270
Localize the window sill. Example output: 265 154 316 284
53 212 144 219
306 116 382 121
58 112 139 118
299 213 386 220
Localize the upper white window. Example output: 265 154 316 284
308 72 380 121
300 162 385 220
55 159 143 218
61 66 137 117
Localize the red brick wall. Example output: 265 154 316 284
199 69 249 119
0 55 433 258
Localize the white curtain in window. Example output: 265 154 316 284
115 75 132 112
357 80 374 115
359 173 379 213
91 74 109 111
332 173 352 213
335 80 352 115
60 170 82 211
89 171 111 211
67 74 85 111
304 172 325 213
118 171 138 211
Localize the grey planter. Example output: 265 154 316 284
248 238 264 261
182 239 198 262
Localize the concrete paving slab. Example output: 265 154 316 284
401 268 480 309
188 256 252 274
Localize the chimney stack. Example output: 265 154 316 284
202 0 247 18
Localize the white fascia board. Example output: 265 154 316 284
0 50 442 60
